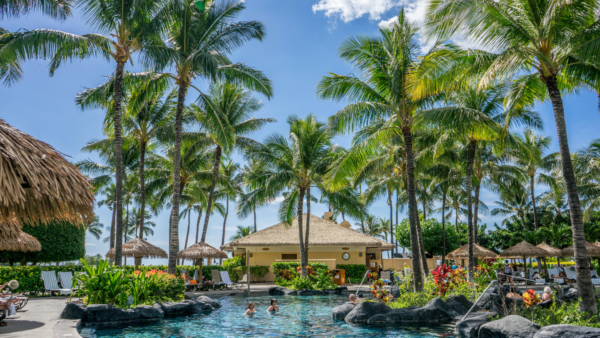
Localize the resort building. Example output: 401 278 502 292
221 213 395 281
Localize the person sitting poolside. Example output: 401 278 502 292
202 275 214 288
503 264 513 283
267 299 279 312
542 287 552 301
506 286 522 299
532 271 542 280
244 302 256 315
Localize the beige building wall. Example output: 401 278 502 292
382 257 441 272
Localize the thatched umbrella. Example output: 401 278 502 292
106 238 167 268
0 229 41 252
537 242 562 279
446 243 497 268
178 242 228 280
0 119 94 238
561 241 600 257
499 241 551 280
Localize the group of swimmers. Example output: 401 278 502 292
348 293 364 304
244 299 279 315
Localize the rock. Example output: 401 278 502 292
455 312 494 338
124 308 141 321
336 286 348 292
159 301 195 316
387 297 454 325
60 302 88 320
446 295 473 316
194 296 221 311
345 302 391 324
390 284 400 299
332 303 355 320
475 287 499 311
537 299 553 309
478 315 541 338
489 294 525 317
297 289 324 296
132 305 163 320
85 304 112 323
563 288 579 302
268 286 297 296
367 314 391 325
533 324 600 338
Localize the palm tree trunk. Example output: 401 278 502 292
422 200 427 220
297 187 306 277
401 127 423 291
544 75 596 313
304 187 311 273
113 60 126 266
167 81 189 274
395 190 399 254
474 182 480 244
415 211 429 275
455 211 460 245
110 204 116 249
195 207 203 244
442 190 447 264
253 203 257 233
184 209 191 249
201 145 222 243
138 141 147 239
466 140 477 283
360 184 365 233
220 197 229 265
124 201 129 266
530 175 538 229
388 188 394 259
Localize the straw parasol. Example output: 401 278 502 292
106 238 167 268
178 242 228 261
447 243 498 259
0 119 95 238
499 241 551 280
560 241 600 257
536 242 562 278
0 228 41 252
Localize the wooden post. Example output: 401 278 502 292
247 250 251 294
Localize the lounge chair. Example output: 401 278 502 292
58 271 75 290
219 271 238 290
41 271 72 297
565 269 577 282
211 270 225 289
548 268 565 284
236 274 249 290
380 271 392 285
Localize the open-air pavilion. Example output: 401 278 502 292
447 243 497 267
499 241 551 281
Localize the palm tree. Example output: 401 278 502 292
358 215 385 239
246 115 334 277
219 160 241 263
85 216 104 241
141 0 272 273
440 187 468 244
236 159 267 232
190 82 273 245
491 181 532 227
97 183 117 249
229 225 254 241
425 0 600 312
511 129 556 229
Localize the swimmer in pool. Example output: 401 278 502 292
267 299 279 312
244 302 256 315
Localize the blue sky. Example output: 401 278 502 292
3 0 600 265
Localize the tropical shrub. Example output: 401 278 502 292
271 262 329 277
370 278 393 304
336 264 367 280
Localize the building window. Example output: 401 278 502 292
282 254 297 260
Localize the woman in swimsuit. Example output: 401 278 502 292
244 302 256 315
267 299 279 312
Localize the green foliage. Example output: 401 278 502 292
513 297 600 328
271 262 329 277
0 221 85 264
223 256 245 269
336 264 367 280
0 265 85 293
395 218 460 256
272 262 335 290
249 266 269 278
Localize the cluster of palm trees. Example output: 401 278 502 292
4 0 600 314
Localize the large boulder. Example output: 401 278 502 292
194 296 221 311
533 324 600 338
84 304 112 323
455 312 495 338
478 315 541 338
132 305 163 321
345 302 391 324
563 288 579 302
446 295 473 316
268 286 297 296
60 302 88 320
387 298 455 325
490 294 525 317
297 289 324 296
332 303 355 320
155 301 195 317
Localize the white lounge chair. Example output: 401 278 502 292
58 271 76 291
219 271 238 290
41 271 72 297
193 270 199 282
565 269 577 282
548 268 565 284
211 270 225 289
236 274 249 290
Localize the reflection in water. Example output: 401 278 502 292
80 295 455 338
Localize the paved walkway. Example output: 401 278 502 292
0 297 75 338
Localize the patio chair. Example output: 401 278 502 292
380 271 392 285
58 271 75 290
219 271 238 290
565 269 577 282
236 274 248 290
548 268 565 284
211 270 225 289
193 270 199 282
41 271 72 297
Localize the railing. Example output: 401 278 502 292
460 280 497 321
355 271 371 297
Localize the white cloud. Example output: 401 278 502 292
312 0 403 23
85 242 96 247
269 196 285 205
378 0 427 27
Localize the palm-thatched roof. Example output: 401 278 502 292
536 242 562 256
0 119 94 237
106 238 167 259
561 242 600 257
0 228 41 252
221 214 394 250
178 242 228 261
447 243 497 259
499 241 552 258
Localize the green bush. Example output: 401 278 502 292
272 262 329 277
513 296 600 328
336 264 367 280
0 221 85 264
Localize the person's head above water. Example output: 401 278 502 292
248 302 255 309
349 294 356 302
271 299 277 306
358 293 363 298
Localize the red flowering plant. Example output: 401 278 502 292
523 289 542 308
369 276 393 304
431 264 453 296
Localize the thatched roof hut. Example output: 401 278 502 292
0 229 41 252
0 119 94 237
106 238 167 259
561 242 600 257
178 242 228 261
447 243 497 259
536 242 562 257
221 214 394 251
499 241 552 258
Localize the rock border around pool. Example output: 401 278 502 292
268 286 348 296
60 296 221 328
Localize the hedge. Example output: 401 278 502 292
271 262 329 277
336 264 367 279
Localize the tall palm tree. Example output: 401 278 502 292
229 225 254 241
190 82 273 245
236 159 267 232
141 0 272 273
97 183 117 249
246 115 334 277
85 216 104 241
358 214 385 239
491 181 532 227
219 159 241 263
440 186 468 244
511 129 556 229
425 0 600 312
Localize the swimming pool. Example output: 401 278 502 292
79 295 456 337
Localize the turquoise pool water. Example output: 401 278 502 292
80 295 456 337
